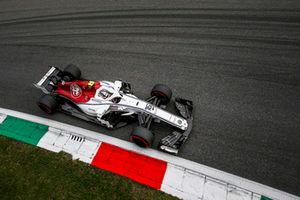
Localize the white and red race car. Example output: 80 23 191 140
34 64 193 154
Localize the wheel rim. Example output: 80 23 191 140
151 91 168 102
151 91 166 97
131 135 150 148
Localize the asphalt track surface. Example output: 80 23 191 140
0 0 299 196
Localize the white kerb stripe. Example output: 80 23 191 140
37 127 102 164
0 113 7 124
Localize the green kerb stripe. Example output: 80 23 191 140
261 195 272 200
0 116 48 146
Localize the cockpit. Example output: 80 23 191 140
95 81 122 103
98 89 113 99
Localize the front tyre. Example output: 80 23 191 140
130 126 154 148
151 84 172 104
37 95 59 114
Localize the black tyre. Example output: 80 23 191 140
63 64 81 80
37 95 59 114
151 84 172 104
130 126 154 148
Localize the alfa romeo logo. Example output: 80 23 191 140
70 83 82 98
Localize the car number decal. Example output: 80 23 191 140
145 103 155 111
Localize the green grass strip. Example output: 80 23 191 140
0 116 48 146
0 135 177 200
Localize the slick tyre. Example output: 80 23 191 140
130 126 154 148
151 84 172 104
37 95 59 114
63 64 81 80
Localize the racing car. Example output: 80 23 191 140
34 64 193 155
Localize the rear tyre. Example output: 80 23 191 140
37 95 59 114
151 84 172 104
130 126 154 148
63 64 81 80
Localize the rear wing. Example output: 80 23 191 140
33 66 61 93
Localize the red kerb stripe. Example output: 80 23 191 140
91 143 167 189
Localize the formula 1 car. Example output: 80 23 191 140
34 65 193 155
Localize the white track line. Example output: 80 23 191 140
0 107 299 200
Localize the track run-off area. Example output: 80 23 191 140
0 0 299 197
